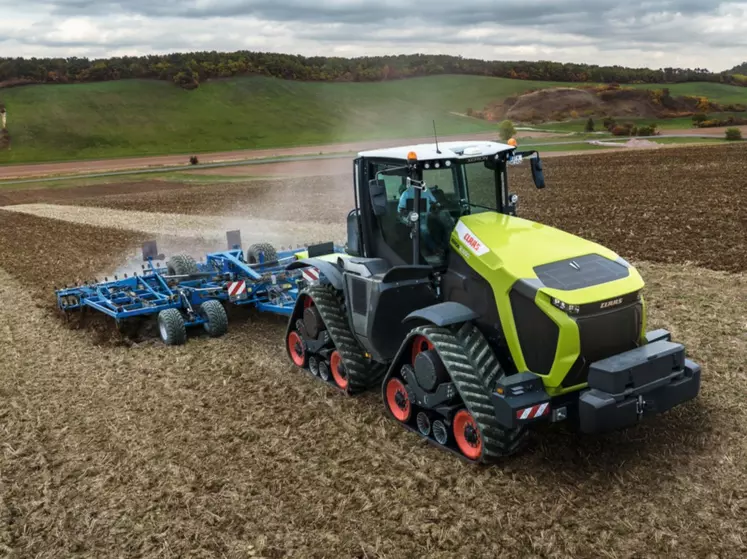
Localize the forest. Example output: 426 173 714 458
1 51 745 90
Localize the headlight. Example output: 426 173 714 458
551 297 580 314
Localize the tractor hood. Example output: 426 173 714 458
452 212 644 302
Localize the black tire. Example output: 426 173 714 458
158 308 187 345
199 299 228 337
246 243 278 265
167 253 199 276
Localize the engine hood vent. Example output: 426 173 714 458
533 254 629 291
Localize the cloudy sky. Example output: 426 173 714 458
1 1 746 71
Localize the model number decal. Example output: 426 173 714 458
455 222 489 256
600 298 623 309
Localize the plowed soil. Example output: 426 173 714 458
15 143 745 273
0 180 198 207
1 143 746 558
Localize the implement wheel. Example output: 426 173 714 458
199 300 228 337
167 253 199 276
158 308 187 346
246 243 278 265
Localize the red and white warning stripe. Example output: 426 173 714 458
227 280 247 297
516 403 550 420
302 267 320 284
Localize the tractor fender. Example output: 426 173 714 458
403 301 480 327
287 258 344 290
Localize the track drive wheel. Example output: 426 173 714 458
287 330 307 368
410 334 434 365
453 409 483 460
385 377 411 422
330 351 349 390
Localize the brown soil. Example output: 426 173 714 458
0 252 745 557
487 86 730 123
1 146 747 557
0 180 195 206
0 212 147 303
508 142 747 273
33 143 747 274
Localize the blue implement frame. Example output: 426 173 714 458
55 236 344 342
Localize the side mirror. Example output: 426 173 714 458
369 179 388 216
346 209 362 256
531 156 545 189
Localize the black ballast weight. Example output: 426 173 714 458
589 340 684 394
578 340 701 434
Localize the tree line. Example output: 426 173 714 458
0 51 745 90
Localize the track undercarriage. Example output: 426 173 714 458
284 284 527 463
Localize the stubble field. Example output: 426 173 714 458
0 144 746 558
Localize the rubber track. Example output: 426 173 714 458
409 324 528 463
304 284 384 395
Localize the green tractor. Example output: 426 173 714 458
284 140 701 463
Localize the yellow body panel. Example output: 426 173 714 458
451 212 646 395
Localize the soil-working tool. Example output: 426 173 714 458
284 140 701 463
55 234 325 345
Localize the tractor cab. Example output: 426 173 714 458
346 140 546 269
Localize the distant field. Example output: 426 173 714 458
0 75 745 164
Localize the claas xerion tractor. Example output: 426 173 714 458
284 140 701 463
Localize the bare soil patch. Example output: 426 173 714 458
0 253 745 558
37 143 747 273
1 152 746 557
485 85 742 123
508 142 747 273
47 174 354 225
0 212 147 305
0 180 193 207
1 204 347 248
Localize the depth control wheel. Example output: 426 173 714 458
453 409 483 460
385 378 411 422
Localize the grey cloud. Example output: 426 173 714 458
31 0 745 25
23 0 746 58
0 0 745 71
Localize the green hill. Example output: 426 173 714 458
1 75 745 164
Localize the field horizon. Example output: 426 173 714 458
1 74 745 165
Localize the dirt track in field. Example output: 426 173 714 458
1 130 548 180
1 144 747 557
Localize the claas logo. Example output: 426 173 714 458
463 232 481 252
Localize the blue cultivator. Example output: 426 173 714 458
55 231 341 345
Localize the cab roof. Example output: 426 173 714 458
357 140 515 162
